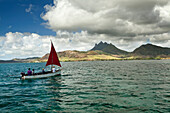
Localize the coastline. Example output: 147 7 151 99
1 56 170 64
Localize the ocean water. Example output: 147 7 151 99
0 60 169 113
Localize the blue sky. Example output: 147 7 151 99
0 0 55 36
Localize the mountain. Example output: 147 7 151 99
0 57 41 63
12 57 41 62
0 60 19 63
40 50 87 60
132 44 170 56
91 41 128 55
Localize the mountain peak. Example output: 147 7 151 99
143 43 154 46
91 41 128 55
99 41 104 44
91 41 108 51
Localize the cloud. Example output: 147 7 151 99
0 32 49 60
154 2 170 28
25 4 33 13
8 25 12 29
41 0 170 36
0 32 97 60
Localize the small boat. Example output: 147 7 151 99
21 41 62 80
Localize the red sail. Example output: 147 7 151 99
46 42 61 67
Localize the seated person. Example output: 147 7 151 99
27 68 32 75
52 66 56 73
32 69 35 75
21 72 25 77
42 68 45 74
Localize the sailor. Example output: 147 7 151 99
42 68 45 74
21 72 25 77
52 66 56 73
27 68 32 75
32 69 35 75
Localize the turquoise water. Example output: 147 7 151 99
0 60 169 113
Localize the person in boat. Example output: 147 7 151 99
21 72 25 77
52 66 56 73
32 69 35 75
27 68 32 75
42 68 45 74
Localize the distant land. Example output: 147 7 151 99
91 41 128 55
1 41 170 63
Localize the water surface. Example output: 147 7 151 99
0 60 169 112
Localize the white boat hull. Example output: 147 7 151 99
21 70 61 80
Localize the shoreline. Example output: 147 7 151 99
1 58 170 64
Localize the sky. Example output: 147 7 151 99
1 0 170 60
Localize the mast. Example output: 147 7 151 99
51 45 53 71
51 47 53 71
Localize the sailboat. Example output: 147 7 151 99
21 41 62 80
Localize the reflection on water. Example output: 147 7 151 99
0 60 170 112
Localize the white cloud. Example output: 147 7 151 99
0 32 49 60
0 32 98 60
25 4 33 13
154 1 170 27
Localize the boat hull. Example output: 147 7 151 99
21 70 61 80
